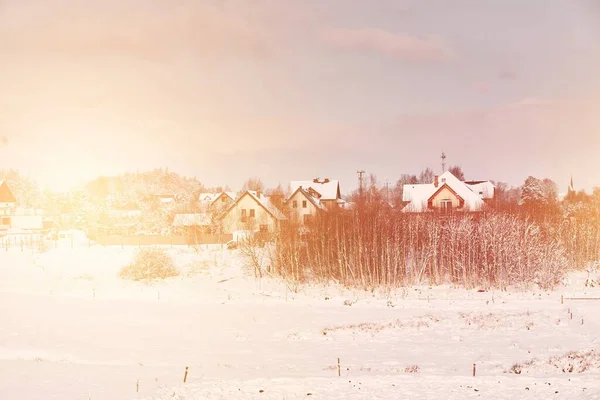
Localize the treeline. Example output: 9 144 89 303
258 174 600 291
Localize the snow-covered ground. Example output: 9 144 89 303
1 244 599 399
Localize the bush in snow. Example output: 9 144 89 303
119 248 179 283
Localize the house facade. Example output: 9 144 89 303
402 171 494 213
220 190 286 234
286 187 327 225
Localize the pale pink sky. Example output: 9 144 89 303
0 0 599 193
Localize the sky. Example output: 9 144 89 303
0 0 599 193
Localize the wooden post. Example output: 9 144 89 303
570 312 573 320
337 358 341 377
581 317 584 325
472 363 476 377
561 295 564 304
136 379 139 393
183 366 189 383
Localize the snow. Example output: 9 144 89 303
0 244 599 399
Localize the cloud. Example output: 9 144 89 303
320 28 454 62
0 1 272 60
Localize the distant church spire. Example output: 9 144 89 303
568 175 575 193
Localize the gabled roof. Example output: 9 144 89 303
199 191 236 205
289 179 341 201
173 213 212 227
427 183 465 208
0 181 17 203
286 187 327 212
402 171 484 212
222 190 286 221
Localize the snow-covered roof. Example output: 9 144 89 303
172 213 212 227
198 193 217 202
402 171 485 212
464 181 495 200
290 179 341 201
199 192 236 204
244 191 287 220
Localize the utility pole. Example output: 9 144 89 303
357 170 365 197
441 152 447 173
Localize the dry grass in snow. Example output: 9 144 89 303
508 349 600 374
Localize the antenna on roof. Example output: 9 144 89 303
441 151 447 173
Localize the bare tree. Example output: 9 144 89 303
448 165 466 181
241 177 265 193
418 168 435 184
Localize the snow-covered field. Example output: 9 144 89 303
1 244 599 399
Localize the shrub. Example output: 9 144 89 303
119 248 179 283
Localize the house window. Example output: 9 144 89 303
221 196 227 202
302 200 307 208
249 209 255 218
440 200 452 214
241 209 247 222
293 200 298 208
1 217 10 226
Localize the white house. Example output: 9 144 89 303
286 186 328 225
220 190 286 234
289 178 342 211
402 171 494 213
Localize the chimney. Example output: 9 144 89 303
324 178 330 183
313 177 320 183
434 175 439 188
